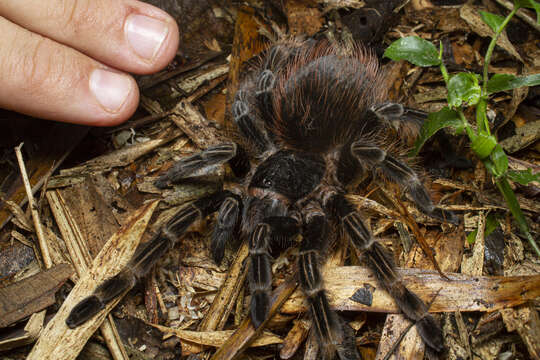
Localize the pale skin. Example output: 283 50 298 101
0 0 180 126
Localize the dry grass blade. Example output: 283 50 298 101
27 200 159 360
46 190 93 271
150 325 282 349
15 143 51 269
377 187 449 279
211 278 298 360
0 124 88 230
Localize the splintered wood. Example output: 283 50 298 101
211 279 298 360
0 264 73 328
27 201 158 360
281 267 540 314
46 188 131 360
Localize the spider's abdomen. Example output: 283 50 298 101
271 42 385 153
249 150 325 202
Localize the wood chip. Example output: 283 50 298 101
0 263 73 328
500 120 540 153
501 305 540 359
169 100 223 149
279 318 311 359
0 309 46 352
461 211 485 276
375 314 424 360
281 267 540 314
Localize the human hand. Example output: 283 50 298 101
0 0 179 126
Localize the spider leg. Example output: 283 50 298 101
154 142 238 188
211 194 242 264
65 267 137 328
370 102 425 131
232 90 272 153
66 190 236 328
254 40 309 125
326 193 444 352
350 142 458 224
298 212 361 360
255 69 276 126
248 223 273 328
248 216 298 328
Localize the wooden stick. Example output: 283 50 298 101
211 279 298 360
15 143 52 268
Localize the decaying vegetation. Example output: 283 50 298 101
0 0 539 359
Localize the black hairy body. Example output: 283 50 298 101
66 38 458 359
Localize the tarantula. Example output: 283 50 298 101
67 38 458 358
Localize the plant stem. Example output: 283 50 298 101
482 6 519 95
496 177 540 257
440 62 449 86
478 4 540 258
477 6 518 137
476 97 490 135
458 110 476 140
439 40 450 86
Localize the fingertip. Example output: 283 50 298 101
147 11 180 73
123 3 180 74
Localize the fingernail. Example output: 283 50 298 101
125 14 169 61
89 69 132 113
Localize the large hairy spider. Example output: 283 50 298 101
67 38 458 358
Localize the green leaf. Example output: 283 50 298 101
491 144 509 176
484 213 500 237
514 0 540 24
467 213 501 244
448 73 481 108
487 73 540 94
479 11 505 32
384 36 441 67
471 133 497 159
508 168 540 185
467 230 478 244
410 107 462 156
495 177 540 257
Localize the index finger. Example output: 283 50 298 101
0 0 179 74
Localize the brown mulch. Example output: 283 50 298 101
0 1 539 359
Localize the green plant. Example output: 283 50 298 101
467 213 501 245
384 0 540 257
